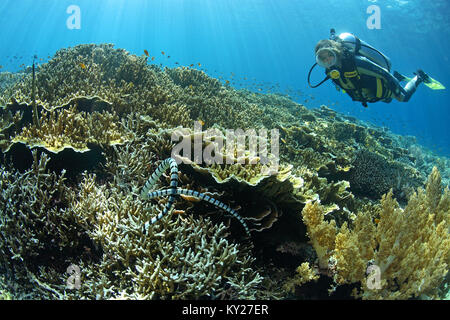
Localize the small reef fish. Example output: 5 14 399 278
144 49 149 57
190 64 194 67
198 63 201 67
151 57 155 61
161 51 165 55
79 62 86 69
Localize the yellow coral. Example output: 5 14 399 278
284 262 319 293
11 105 128 153
301 167 450 299
333 210 375 285
301 201 336 269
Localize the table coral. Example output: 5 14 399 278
10 105 128 153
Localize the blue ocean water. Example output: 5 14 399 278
0 0 449 156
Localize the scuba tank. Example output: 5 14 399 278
338 32 391 72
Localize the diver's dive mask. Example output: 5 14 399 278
315 48 337 69
308 28 341 88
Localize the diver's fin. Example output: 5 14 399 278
423 77 445 90
402 70 445 90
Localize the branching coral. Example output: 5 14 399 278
68 173 262 299
0 149 262 300
0 151 91 298
1 43 449 300
301 167 450 299
301 201 337 270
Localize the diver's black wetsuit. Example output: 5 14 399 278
329 54 422 106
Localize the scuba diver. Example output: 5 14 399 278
308 29 445 107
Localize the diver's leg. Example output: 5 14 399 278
388 69 429 102
388 76 409 102
393 71 406 82
396 70 429 102
401 75 423 102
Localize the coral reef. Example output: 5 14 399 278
0 43 448 300
301 167 449 299
0 151 90 298
283 262 319 294
10 105 129 153
68 173 262 299
0 151 263 299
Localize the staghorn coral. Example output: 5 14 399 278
1 44 143 111
0 108 22 149
0 151 92 299
68 173 262 299
0 150 264 299
0 148 264 300
166 66 222 95
0 44 193 130
0 72 23 93
301 167 450 299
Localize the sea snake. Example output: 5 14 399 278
141 158 250 236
